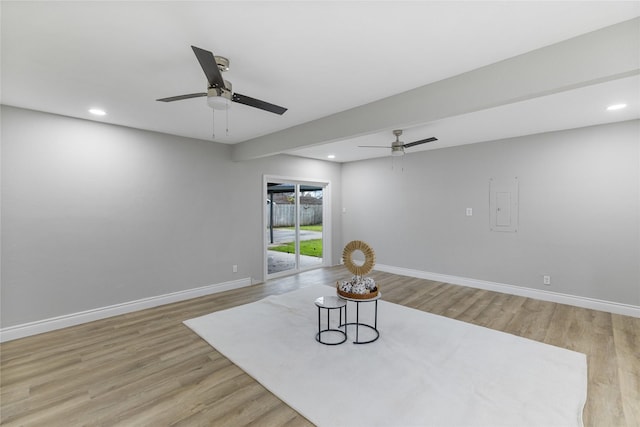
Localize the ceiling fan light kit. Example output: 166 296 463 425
207 95 230 110
391 146 405 156
207 86 231 110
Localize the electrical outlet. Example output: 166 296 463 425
233 265 238 273
543 275 551 285
466 208 473 216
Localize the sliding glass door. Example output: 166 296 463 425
265 177 327 278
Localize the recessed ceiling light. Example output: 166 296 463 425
89 108 107 116
606 103 627 111
327 154 336 159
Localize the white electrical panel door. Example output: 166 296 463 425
490 177 518 232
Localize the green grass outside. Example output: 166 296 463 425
270 238 323 258
279 225 323 232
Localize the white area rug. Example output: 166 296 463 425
184 285 587 427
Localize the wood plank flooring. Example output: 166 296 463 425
1 267 638 426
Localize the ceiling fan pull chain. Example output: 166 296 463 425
226 107 229 136
212 108 216 139
391 155 405 173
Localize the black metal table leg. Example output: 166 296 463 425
338 293 381 344
315 296 347 345
374 300 378 329
355 301 360 343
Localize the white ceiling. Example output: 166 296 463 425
2 1 639 163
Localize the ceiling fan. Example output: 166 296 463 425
156 46 287 115
360 129 437 156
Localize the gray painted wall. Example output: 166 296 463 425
342 120 640 305
2 105 638 328
1 106 342 327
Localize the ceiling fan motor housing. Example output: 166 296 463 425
207 79 232 96
391 129 405 155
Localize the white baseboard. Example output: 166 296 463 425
0 277 253 343
374 264 640 318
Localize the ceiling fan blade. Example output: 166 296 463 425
232 93 287 115
358 145 392 148
403 137 438 148
191 45 226 89
156 93 207 102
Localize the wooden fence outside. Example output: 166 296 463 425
267 204 322 227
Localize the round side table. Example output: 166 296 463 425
314 296 347 345
338 292 381 344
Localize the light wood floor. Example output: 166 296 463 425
1 267 638 426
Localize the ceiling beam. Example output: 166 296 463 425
232 17 640 161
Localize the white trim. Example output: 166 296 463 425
375 264 640 318
0 278 253 343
